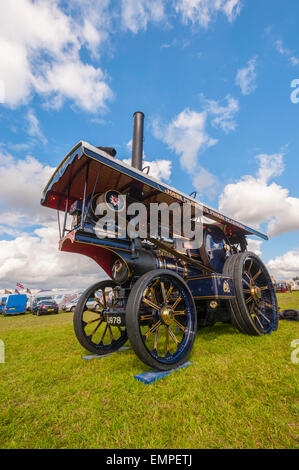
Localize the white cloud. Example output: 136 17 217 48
222 0 242 20
267 250 299 280
160 39 178 49
33 60 113 113
123 156 172 181
0 148 170 289
235 57 258 95
192 167 219 198
0 79 5 103
275 39 299 66
0 0 113 112
121 0 165 33
0 150 106 289
61 0 113 58
175 0 242 27
0 225 25 238
154 108 217 172
289 56 299 66
256 152 284 182
219 152 299 237
0 223 104 290
0 1 244 111
125 139 172 181
247 239 263 257
26 109 47 144
275 40 290 56
201 94 239 133
0 37 33 106
0 151 54 226
153 96 239 196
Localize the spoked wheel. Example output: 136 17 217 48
126 269 197 370
225 252 278 335
73 281 128 355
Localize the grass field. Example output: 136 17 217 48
0 292 298 449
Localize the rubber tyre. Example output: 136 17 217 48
126 269 197 371
232 252 278 336
73 280 128 355
223 254 252 334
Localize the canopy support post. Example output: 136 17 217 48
57 209 62 239
62 185 70 238
84 165 101 226
81 162 90 231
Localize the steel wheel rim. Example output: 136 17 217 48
81 285 127 351
241 255 277 334
136 275 196 365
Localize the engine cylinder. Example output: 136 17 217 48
111 248 202 284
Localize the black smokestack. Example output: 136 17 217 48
131 111 144 170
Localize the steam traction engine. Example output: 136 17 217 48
41 112 278 370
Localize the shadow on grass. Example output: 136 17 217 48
197 322 239 342
125 324 241 374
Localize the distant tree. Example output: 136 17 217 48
293 276 299 281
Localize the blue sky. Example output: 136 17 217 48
0 0 299 288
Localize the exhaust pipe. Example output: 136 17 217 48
131 111 144 170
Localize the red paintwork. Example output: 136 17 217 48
59 233 112 278
45 192 78 211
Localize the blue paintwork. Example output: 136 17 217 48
0 297 8 314
1 294 27 315
69 230 235 299
75 228 131 253
134 361 192 384
202 226 232 272
187 275 234 299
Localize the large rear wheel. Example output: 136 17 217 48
223 254 249 334
225 252 278 335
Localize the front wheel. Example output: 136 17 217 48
73 281 128 355
126 269 197 370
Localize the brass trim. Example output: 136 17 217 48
193 295 235 299
187 275 232 281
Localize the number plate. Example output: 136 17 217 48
105 312 126 326
48 309 54 311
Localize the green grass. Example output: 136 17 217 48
0 294 298 449
277 290 299 310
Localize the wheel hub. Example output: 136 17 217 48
250 283 262 302
160 306 175 325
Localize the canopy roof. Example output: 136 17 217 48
41 141 268 241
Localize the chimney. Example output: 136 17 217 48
131 111 144 170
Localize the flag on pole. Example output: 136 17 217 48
14 289 20 295
16 282 24 290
